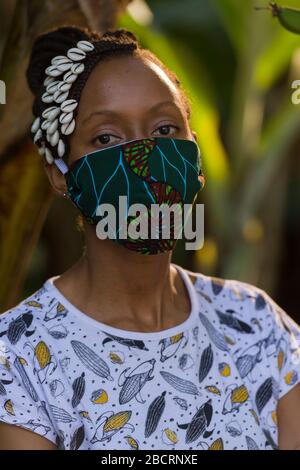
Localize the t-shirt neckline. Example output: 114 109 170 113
43 263 199 341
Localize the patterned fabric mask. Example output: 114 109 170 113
62 137 205 254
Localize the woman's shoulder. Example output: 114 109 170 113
184 266 289 323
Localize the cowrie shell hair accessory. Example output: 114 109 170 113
30 39 95 166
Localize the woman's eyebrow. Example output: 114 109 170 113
82 100 180 124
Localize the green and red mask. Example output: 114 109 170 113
54 137 205 255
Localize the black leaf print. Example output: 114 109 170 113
199 313 229 352
211 278 225 295
102 333 149 351
71 372 85 408
160 371 200 396
14 357 39 402
0 379 12 396
255 293 266 310
145 391 166 438
0 313 34 344
71 340 113 380
246 436 259 450
70 425 85 450
255 377 273 414
199 344 213 383
50 405 77 423
263 428 279 450
215 310 254 334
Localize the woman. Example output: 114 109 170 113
0 25 300 451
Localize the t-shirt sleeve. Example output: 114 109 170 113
252 286 300 400
0 337 58 447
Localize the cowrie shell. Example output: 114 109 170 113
57 139 65 157
51 55 69 65
45 148 54 164
57 62 73 72
46 80 60 94
38 144 45 156
63 71 77 83
41 119 51 130
31 117 40 134
71 63 84 74
44 76 54 87
54 90 69 103
47 119 58 134
42 92 54 103
59 112 73 124
45 65 63 77
42 106 60 120
60 99 78 113
33 128 42 143
77 40 94 52
50 130 59 146
61 119 75 135
67 47 86 61
57 82 72 92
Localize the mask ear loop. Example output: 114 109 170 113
53 157 69 175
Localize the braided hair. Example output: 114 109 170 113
26 25 192 164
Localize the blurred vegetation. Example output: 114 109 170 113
0 0 299 320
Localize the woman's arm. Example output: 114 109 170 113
0 422 57 450
277 382 300 450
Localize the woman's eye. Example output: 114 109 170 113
153 125 179 136
93 133 120 146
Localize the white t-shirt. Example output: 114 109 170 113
0 263 300 450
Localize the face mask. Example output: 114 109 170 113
54 136 205 255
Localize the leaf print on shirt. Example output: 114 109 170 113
91 410 134 443
118 359 155 405
44 300 68 322
245 435 259 450
199 313 230 352
0 379 12 396
0 313 35 345
177 398 214 444
235 340 263 383
198 344 214 383
102 333 149 351
255 377 273 415
49 404 77 423
160 371 200 396
70 425 85 450
13 357 39 402
222 384 249 415
159 333 188 363
71 340 113 381
211 278 225 295
71 372 86 408
215 309 255 334
172 396 188 410
145 390 166 438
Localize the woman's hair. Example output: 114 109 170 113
26 25 192 164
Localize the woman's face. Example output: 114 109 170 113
67 54 195 166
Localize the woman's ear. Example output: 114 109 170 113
43 160 67 198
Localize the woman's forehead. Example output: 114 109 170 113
78 55 181 112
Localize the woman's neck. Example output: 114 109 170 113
53 234 191 333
